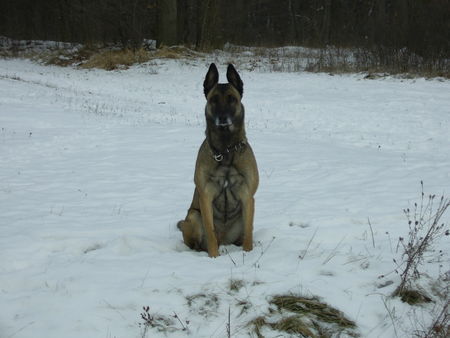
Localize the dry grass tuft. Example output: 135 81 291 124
251 315 315 338
139 306 177 335
396 289 432 305
80 45 200 70
81 48 151 70
229 279 245 292
274 316 315 336
43 45 98 67
271 295 357 329
248 294 358 337
152 45 201 59
185 293 220 318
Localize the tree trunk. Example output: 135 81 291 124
158 0 177 47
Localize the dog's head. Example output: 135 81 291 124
203 63 244 131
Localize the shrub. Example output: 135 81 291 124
393 182 449 304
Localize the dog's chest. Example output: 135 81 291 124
210 165 244 222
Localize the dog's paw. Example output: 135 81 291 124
208 248 219 258
207 238 219 257
243 241 253 252
208 243 219 257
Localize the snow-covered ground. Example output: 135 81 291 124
0 57 449 338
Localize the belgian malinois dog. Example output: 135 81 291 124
177 63 259 258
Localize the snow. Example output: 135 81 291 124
1 58 449 338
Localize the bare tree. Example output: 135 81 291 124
158 0 177 47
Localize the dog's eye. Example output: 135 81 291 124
227 95 236 104
211 96 219 105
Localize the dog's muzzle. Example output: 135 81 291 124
215 117 233 128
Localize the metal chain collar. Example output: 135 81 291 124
212 140 246 162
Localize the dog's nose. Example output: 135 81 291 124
215 117 233 127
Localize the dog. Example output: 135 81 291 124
177 63 259 258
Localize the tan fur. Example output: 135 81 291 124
178 64 258 257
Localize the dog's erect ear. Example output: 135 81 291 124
203 63 219 97
226 64 243 97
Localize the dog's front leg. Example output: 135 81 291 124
198 184 219 257
242 194 255 252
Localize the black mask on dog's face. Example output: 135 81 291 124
203 63 244 131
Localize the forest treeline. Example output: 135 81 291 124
1 0 448 59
